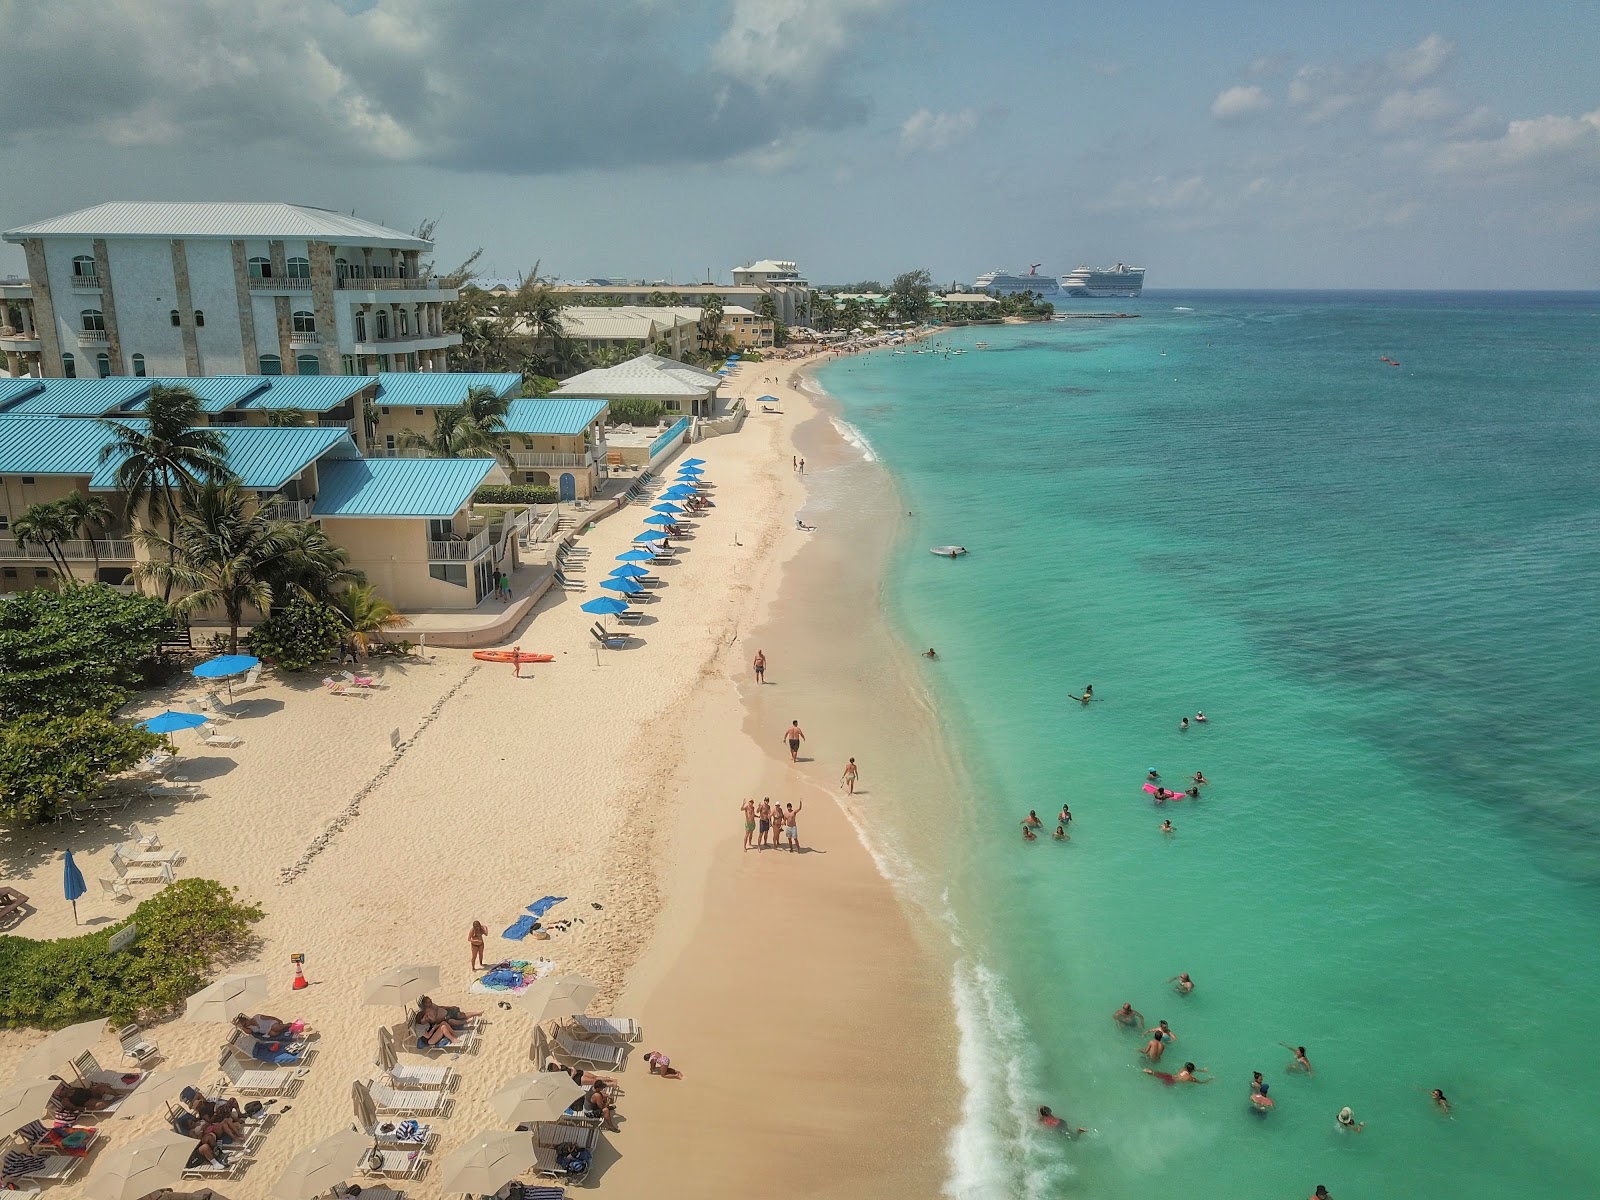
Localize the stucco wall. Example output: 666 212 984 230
319 515 484 610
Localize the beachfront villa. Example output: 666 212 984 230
938 292 1002 320
552 353 723 418
502 398 611 500
549 257 812 328
364 371 522 457
0 201 461 379
552 306 700 361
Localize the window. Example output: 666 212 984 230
341 355 355 374
397 309 409 336
426 519 453 541
474 556 495 599
193 310 205 328
384 435 396 452
375 312 390 339
62 353 77 378
336 257 350 280
131 353 146 377
287 256 311 279
2 569 14 580
292 310 315 333
258 354 282 375
80 308 105 332
170 310 181 327
354 313 367 341
380 406 390 415
429 563 468 587
248 256 272 279
71 255 97 279
18 479 31 485
296 353 320 375
36 568 51 579
96 352 111 378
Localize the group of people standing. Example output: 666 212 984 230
741 796 804 851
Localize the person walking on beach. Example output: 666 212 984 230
1114 1003 1144 1028
1282 1044 1314 1074
741 797 757 851
753 649 767 683
782 720 806 762
785 801 802 851
757 798 772 849
468 920 487 971
511 645 524 678
798 457 805 474
841 757 859 793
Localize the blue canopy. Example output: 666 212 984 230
140 710 209 734
661 487 697 500
581 596 630 615
676 466 704 474
615 548 655 562
600 577 643 594
680 457 705 466
726 355 741 360
609 564 650 579
633 530 667 542
192 654 259 679
63 850 86 922
758 395 779 403
643 514 676 527
650 502 683 514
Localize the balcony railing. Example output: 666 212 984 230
289 330 321 346
337 275 442 291
0 538 133 561
76 329 109 345
69 275 102 290
427 529 492 561
247 276 313 290
512 451 591 469
318 417 354 430
257 498 314 522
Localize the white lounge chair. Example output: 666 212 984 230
362 1118 434 1148
573 1016 639 1043
380 1057 454 1091
341 670 380 689
199 725 242 748
233 665 265 693
552 1030 626 1071
0 1153 82 1183
99 877 133 902
117 842 183 867
109 851 175 885
363 1147 427 1180
118 1023 158 1065
364 1079 446 1115
126 823 162 850
217 1047 306 1095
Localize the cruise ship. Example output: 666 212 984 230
971 265 1061 297
1060 263 1145 298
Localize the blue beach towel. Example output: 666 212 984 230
502 915 537 940
527 895 566 918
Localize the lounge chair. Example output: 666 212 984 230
70 1051 141 1096
362 1118 434 1149
233 665 265 693
379 1057 454 1091
340 670 379 689
589 625 625 648
613 609 644 624
228 1029 308 1065
126 823 161 850
572 1016 640 1043
552 1030 627 1071
203 690 243 717
531 1121 598 1185
322 677 363 697
118 1023 158 1065
217 1047 306 1095
0 1151 83 1184
98 877 133 902
181 1151 248 1182
199 725 242 748
363 1147 427 1180
406 1013 477 1053
109 851 175 886
117 842 184 867
364 1079 446 1115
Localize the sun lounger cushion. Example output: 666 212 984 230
2 1152 50 1178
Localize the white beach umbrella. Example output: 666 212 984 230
517 974 598 1024
13 1017 108 1080
111 1060 208 1118
82 1131 194 1200
436 1129 536 1196
0 1078 63 1128
362 963 440 1010
271 1129 369 1200
486 1072 586 1125
184 973 270 1024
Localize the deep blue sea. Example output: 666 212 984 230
814 292 1600 1200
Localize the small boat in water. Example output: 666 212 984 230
974 341 989 348
930 545 969 558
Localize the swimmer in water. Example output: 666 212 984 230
1147 768 1161 782
1058 805 1072 825
1281 1044 1314 1075
1250 1074 1275 1111
1336 1106 1364 1132
1022 824 1037 842
1037 1105 1087 1136
1146 1020 1176 1045
923 648 938 659
1052 824 1069 841
1024 811 1042 827
1142 1033 1167 1063
1179 717 1190 731
1185 786 1201 798
1113 1003 1144 1028
1160 819 1174 835
1083 685 1093 699
1195 711 1206 723
1143 1062 1210 1085
1192 771 1209 785
1169 972 1194 995
1310 1188 1332 1200
1422 1087 1451 1115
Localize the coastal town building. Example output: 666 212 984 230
502 398 611 500
551 307 700 361
1 202 461 380
552 353 722 418
547 257 811 328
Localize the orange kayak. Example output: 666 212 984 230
472 651 555 664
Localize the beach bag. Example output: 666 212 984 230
243 1101 264 1117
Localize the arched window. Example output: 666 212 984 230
71 255 96 279
248 256 272 279
131 353 146 377
61 352 77 378
296 353 321 376
292 310 316 333
80 308 105 332
335 257 350 280
96 352 111 378
287 256 310 279
354 313 367 341
193 310 205 328
170 309 181 326
375 311 390 339
258 354 282 375
397 309 410 336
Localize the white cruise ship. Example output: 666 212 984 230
972 265 1061 297
1060 263 1145 298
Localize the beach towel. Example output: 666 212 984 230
22 1126 91 1156
527 895 567 918
470 958 556 996
1 1152 48 1178
502 915 538 940
241 1038 301 1066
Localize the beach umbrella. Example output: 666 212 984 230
83 1132 194 1200
352 1077 380 1130
518 974 599 1024
581 596 630 615
0 1079 63 1128
271 1129 369 1200
726 354 741 360
599 577 642 595
608 565 649 579
487 1072 586 1125
62 849 87 925
643 513 676 527
675 467 704 476
112 1060 208 1118
14 1017 108 1079
138 710 209 735
185 973 270 1024
661 487 697 501
650 502 684 514
633 530 666 542
758 395 779 403
362 963 440 1011
681 456 705 465
437 1129 536 1196
615 548 654 562
192 653 259 701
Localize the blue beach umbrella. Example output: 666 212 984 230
581 597 630 615
63 850 87 925
615 548 655 562
609 564 650 579
680 457 705 466
192 654 258 679
600 577 643 595
662 483 697 495
650 502 683 514
633 530 667 542
758 395 779 403
726 355 740 360
676 472 704 482
140 710 209 735
676 465 704 474
643 514 676 527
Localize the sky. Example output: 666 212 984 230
0 0 1596 289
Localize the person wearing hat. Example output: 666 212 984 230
1336 1106 1365 1132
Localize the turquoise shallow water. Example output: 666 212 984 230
815 292 1600 1199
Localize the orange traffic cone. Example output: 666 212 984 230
291 960 308 990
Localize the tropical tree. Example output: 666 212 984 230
755 293 778 322
839 298 866 332
265 408 309 427
131 480 296 654
57 491 115 578
0 585 172 719
696 294 724 353
401 404 509 463
11 502 74 583
890 269 934 323
334 582 410 657
264 521 363 604
100 384 228 596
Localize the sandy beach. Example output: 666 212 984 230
0 349 958 1199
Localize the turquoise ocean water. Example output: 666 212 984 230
813 292 1600 1200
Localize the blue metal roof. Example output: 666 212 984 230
136 376 270 414
374 372 521 408
0 377 151 416
313 457 497 518
90 425 358 491
0 379 44 406
0 416 116 475
504 399 608 436
237 376 375 412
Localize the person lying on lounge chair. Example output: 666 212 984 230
182 1129 229 1169
174 1107 244 1144
415 1016 461 1047
48 1076 121 1111
546 1060 617 1088
417 996 481 1029
179 1087 242 1126
235 1012 313 1040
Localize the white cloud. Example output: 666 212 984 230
1249 54 1289 79
1389 33 1455 85
899 108 981 155
1211 85 1272 123
1431 110 1600 175
1374 87 1455 134
1092 174 1210 213
712 0 897 87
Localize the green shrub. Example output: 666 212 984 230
0 586 172 719
607 397 666 425
0 712 164 826
0 878 264 1029
741 350 764 362
246 599 343 671
474 484 558 505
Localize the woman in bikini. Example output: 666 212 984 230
469 920 487 971
1143 1062 1211 1085
770 804 786 848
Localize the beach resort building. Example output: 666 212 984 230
501 399 611 500
363 372 523 458
547 257 812 328
0 202 461 380
552 307 700 361
938 292 1002 320
551 353 723 418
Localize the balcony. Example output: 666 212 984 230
257 498 314 522
0 538 134 561
69 275 102 291
76 329 109 346
512 450 592 469
247 276 313 291
427 529 492 562
318 416 354 431
0 326 40 351
289 330 321 347
337 275 441 291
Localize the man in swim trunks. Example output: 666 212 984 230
782 720 806 762
1143 1062 1210 1085
785 802 802 851
1037 1106 1087 1136
1113 1003 1144 1028
1142 1032 1167 1063
1024 810 1042 827
757 798 772 849
741 797 756 851
753 650 766 683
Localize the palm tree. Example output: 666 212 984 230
12 501 74 584
131 480 295 654
265 408 309 428
57 491 115 578
100 384 228 596
265 521 363 604
697 294 724 353
400 404 508 462
334 581 410 657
